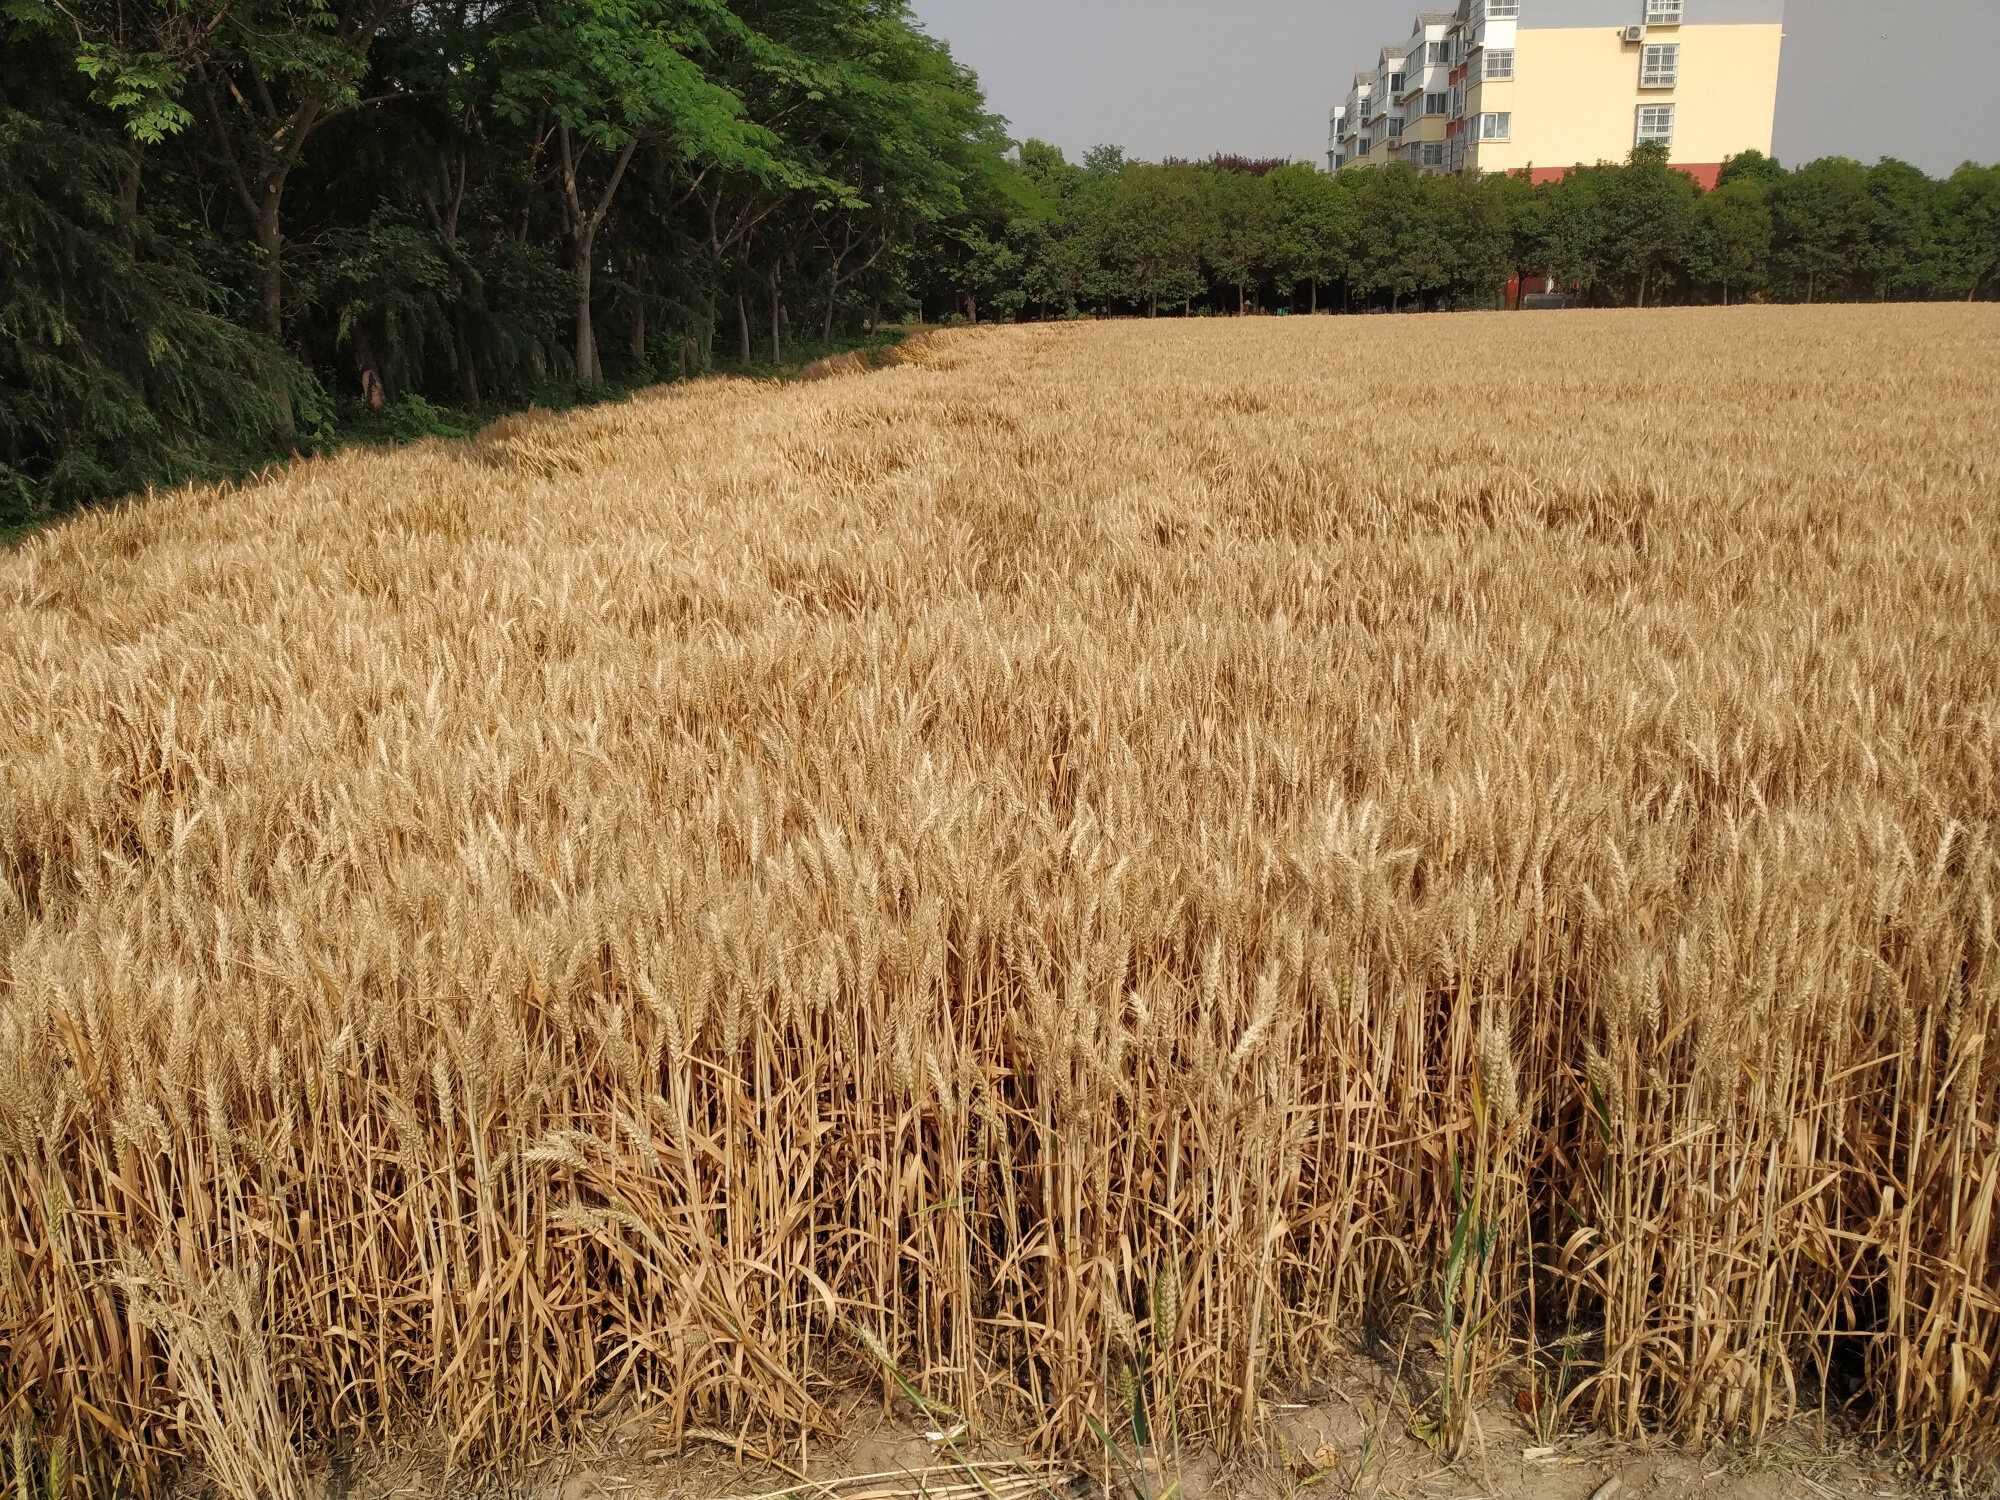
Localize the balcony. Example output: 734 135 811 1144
1644 0 1683 24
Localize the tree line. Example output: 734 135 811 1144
2 0 1020 523
995 143 1999 321
3 1 1995 526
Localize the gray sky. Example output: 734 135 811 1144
909 1 2000 179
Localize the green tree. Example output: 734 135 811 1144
1769 156 1869 303
11 0 418 441
1859 158 1941 301
1597 142 1698 306
1353 164 1448 310
1539 166 1607 302
1269 162 1354 312
493 0 788 383
1716 149 1785 189
1439 170 1513 308
1933 161 2000 300
1690 175 1773 305
1103 164 1210 315
1 25 294 522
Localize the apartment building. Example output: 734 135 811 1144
1333 1 1784 188
1329 72 1376 169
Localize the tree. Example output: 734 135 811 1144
492 0 787 383
1539 166 1607 302
13 0 418 441
1933 161 2000 300
1690 175 1772 305
1 23 294 521
1103 164 1210 315
1204 168 1279 313
1439 170 1513 308
1769 156 1869 303
1859 158 1941 301
1597 142 1698 307
1353 164 1448 311
1268 162 1354 313
1717 149 1785 189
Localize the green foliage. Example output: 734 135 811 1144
1 27 299 526
1770 156 1871 302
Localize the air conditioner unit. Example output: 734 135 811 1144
1622 25 1647 42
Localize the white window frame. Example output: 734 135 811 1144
1635 104 1675 145
1640 43 1679 88
1429 41 1451 64
1479 111 1511 141
1483 48 1515 80
1481 0 1519 17
1389 71 1406 92
1645 0 1685 24
1425 91 1449 116
1421 142 1446 167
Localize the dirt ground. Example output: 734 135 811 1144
341 1349 1978 1500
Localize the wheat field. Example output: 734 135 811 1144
1 307 1995 1497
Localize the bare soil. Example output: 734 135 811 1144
338 1348 1967 1500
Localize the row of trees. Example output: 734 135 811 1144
2 0 1021 521
3 0 1996 524
986 145 2000 321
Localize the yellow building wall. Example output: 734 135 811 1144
1467 23 1781 175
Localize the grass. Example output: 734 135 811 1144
0 306 1995 1500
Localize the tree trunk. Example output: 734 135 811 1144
824 268 841 344
966 292 978 325
736 291 752 367
1636 264 1647 309
253 191 297 448
1310 278 1318 314
1149 293 1157 318
352 326 386 408
630 299 647 364
457 335 480 406
573 228 600 384
769 268 782 365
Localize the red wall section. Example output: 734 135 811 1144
1523 162 1724 189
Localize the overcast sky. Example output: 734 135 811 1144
909 1 2000 179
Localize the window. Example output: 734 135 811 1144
1356 138 1371 157
1388 117 1404 138
1390 72 1406 91
1645 0 1684 23
1426 91 1449 115
1640 43 1679 87
1422 142 1446 167
1483 49 1515 79
1429 41 1451 64
1479 111 1511 140
1479 0 1519 17
1635 104 1675 144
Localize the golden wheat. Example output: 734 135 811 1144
1 307 1995 1498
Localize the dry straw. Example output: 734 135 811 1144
0 307 1995 1497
